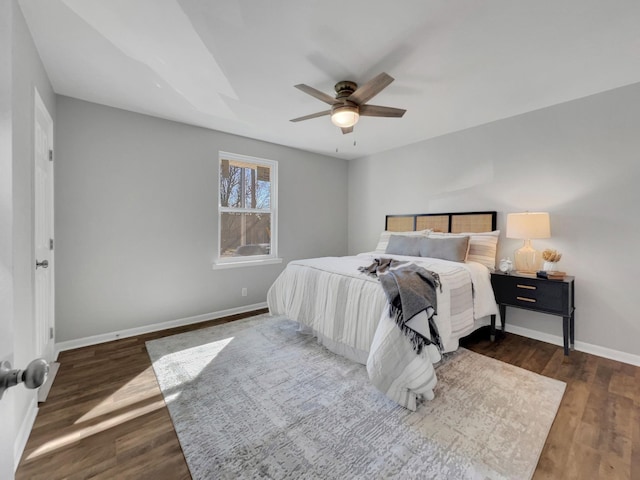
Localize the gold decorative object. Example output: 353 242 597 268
542 249 562 262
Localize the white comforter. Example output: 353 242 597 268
267 252 498 410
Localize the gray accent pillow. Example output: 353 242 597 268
418 236 470 262
385 235 423 257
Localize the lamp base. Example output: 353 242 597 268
514 239 541 274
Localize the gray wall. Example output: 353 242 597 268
55 96 348 342
349 82 640 358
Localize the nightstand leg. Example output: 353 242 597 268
490 306 506 342
562 315 570 355
570 309 575 349
490 314 496 342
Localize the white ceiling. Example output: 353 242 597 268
19 0 640 160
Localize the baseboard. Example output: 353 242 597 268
505 324 640 367
14 396 38 471
55 302 268 355
38 362 60 403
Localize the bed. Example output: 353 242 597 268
267 211 500 410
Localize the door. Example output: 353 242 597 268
0 215 15 478
0 154 15 478
1 7 15 471
34 89 54 362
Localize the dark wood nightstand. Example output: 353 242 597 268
490 271 575 355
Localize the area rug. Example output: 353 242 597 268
146 314 565 480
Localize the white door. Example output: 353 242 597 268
1 4 16 475
0 221 15 478
0 165 16 478
34 89 54 362
1 37 15 479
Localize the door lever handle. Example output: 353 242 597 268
0 359 49 400
36 259 49 269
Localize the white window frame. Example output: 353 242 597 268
213 151 281 269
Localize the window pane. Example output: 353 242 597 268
220 162 271 209
255 177 270 209
220 212 271 258
220 163 241 207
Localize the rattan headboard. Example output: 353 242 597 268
385 211 497 233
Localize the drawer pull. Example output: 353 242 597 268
517 284 536 290
517 296 537 303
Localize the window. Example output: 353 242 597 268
215 152 280 268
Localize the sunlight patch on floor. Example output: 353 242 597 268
26 398 166 460
26 336 235 461
153 336 235 387
73 366 158 424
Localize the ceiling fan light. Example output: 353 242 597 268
331 106 359 128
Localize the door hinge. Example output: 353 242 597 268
49 238 54 250
49 149 53 161
49 327 54 339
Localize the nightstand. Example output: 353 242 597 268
490 271 575 355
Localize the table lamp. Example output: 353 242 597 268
506 212 550 274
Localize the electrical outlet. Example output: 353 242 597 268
242 287 248 297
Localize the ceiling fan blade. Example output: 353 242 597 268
290 110 331 122
359 104 406 118
294 84 337 105
347 72 394 105
341 126 353 135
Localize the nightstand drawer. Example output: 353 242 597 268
491 275 571 315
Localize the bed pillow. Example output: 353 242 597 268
428 230 500 269
418 236 470 262
385 235 424 257
374 229 430 253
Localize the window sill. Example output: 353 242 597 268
212 257 283 270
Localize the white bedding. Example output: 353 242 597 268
266 252 498 410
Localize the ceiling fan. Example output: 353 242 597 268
290 72 406 134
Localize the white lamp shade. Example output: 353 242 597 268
506 212 550 240
331 107 359 128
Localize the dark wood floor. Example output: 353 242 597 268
16 310 639 479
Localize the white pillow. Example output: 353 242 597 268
374 229 431 253
428 230 500 270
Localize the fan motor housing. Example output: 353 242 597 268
334 81 357 98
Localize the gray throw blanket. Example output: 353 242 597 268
359 259 442 353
